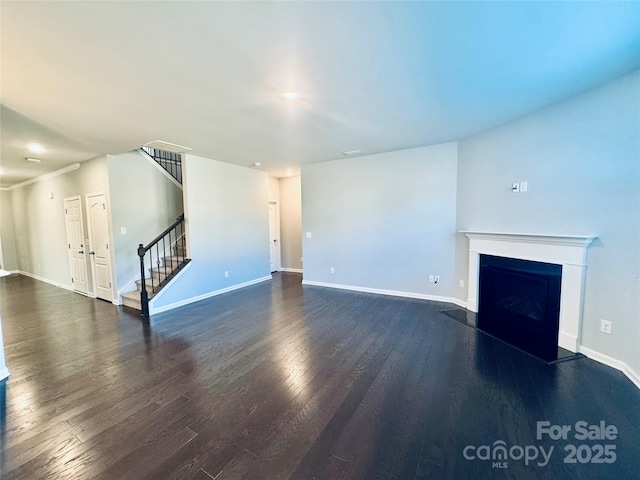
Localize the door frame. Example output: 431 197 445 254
85 191 116 303
268 201 281 273
63 195 89 295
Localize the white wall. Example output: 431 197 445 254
107 151 183 294
9 157 112 291
267 176 280 203
301 143 458 300
150 154 271 311
456 70 640 376
0 190 18 271
279 176 302 272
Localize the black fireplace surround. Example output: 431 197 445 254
478 254 562 361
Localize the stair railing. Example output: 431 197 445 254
141 146 182 184
137 214 189 316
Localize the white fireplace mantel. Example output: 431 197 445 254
461 231 597 353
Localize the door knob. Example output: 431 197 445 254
79 251 84 254
89 251 95 255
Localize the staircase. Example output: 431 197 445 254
122 244 188 310
141 145 182 184
122 145 189 316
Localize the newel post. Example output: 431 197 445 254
138 243 149 317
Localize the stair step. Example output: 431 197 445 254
161 255 187 267
150 258 189 280
121 291 142 310
124 258 190 312
135 279 156 294
122 288 158 311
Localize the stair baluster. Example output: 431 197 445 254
135 214 190 316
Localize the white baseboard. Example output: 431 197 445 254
0 367 9 381
301 279 466 307
17 271 74 292
558 331 579 353
280 268 303 274
450 297 468 309
578 345 640 390
150 275 273 315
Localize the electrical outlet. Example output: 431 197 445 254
520 181 528 192
600 319 612 335
330 267 335 274
224 271 229 278
459 279 465 288
429 275 434 282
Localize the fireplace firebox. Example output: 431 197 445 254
478 254 562 361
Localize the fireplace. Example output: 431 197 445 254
462 231 596 354
478 254 562 361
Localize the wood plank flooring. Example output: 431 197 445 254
0 272 638 479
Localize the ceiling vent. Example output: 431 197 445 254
143 140 192 153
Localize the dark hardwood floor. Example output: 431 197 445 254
0 273 638 480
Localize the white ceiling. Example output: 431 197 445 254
1 1 639 187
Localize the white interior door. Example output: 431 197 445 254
268 202 281 273
86 193 113 301
64 196 88 294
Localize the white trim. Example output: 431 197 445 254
143 140 192 153
462 231 597 353
150 274 273 315
138 149 183 189
579 345 640 390
449 297 468 309
9 163 81 190
0 187 10 192
0 367 9 381
16 271 74 291
460 231 597 249
280 268 303 274
301 280 465 307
